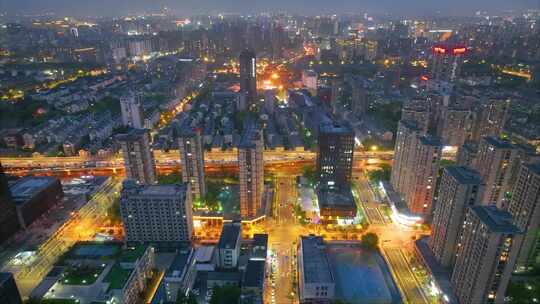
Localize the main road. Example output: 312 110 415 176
266 175 307 304
353 173 430 304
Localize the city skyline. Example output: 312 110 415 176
0 4 539 304
1 0 539 17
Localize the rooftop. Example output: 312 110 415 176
116 128 149 142
319 122 353 136
418 135 441 147
122 179 188 197
104 263 133 291
0 272 15 285
118 245 147 263
470 205 521 234
445 166 482 185
301 236 334 284
218 223 241 249
483 136 514 150
239 121 262 149
525 162 540 176
165 250 193 278
316 185 357 211
10 176 59 204
243 260 265 288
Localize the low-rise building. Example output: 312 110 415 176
316 185 357 225
10 176 63 229
217 222 242 269
163 249 198 302
0 272 23 304
298 235 335 303
241 260 266 304
33 242 155 304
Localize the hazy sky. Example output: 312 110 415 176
1 0 538 17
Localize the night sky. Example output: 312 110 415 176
1 0 538 16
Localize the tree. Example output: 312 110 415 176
302 165 318 186
210 285 241 304
360 232 379 250
367 164 391 183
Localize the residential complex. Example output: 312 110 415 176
177 125 206 200
451 206 521 304
117 128 157 185
120 180 193 248
429 166 484 268
238 123 264 219
507 162 540 272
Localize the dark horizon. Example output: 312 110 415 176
1 0 538 17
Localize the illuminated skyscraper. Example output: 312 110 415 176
350 80 368 117
437 106 471 147
117 128 157 185
470 98 510 142
391 120 441 216
178 126 206 201
507 162 540 272
316 123 354 188
451 205 521 304
238 122 264 219
456 141 478 167
473 137 519 207
429 166 483 267
401 99 430 133
239 49 257 111
407 136 442 216
429 44 466 82
329 79 343 115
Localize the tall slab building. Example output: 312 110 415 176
117 128 157 185
178 126 206 201
429 166 483 267
451 206 521 304
238 123 264 219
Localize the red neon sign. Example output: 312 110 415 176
452 47 466 55
433 46 447 54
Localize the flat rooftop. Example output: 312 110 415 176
470 205 521 233
10 176 59 204
319 123 353 135
301 236 334 284
418 135 441 147
239 121 262 149
525 162 540 176
122 180 188 197
243 260 265 288
483 136 514 149
218 223 241 249
445 166 482 185
116 128 149 141
165 250 193 278
316 186 357 211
